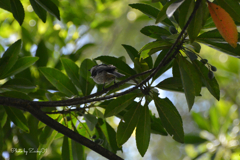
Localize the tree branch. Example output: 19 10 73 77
25 104 123 160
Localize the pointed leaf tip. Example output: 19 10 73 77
207 2 238 48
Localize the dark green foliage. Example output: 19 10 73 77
0 0 239 159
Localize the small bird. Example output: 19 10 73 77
89 64 125 89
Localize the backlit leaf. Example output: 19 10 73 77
208 2 238 48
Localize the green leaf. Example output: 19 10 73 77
62 136 72 160
122 44 139 62
209 107 220 135
116 102 143 146
178 0 194 29
140 25 171 39
129 3 159 19
84 114 98 131
0 91 32 101
98 119 121 153
0 39 21 79
1 56 39 79
156 0 174 23
134 58 149 80
185 50 198 61
136 105 151 157
191 112 210 131
216 0 240 22
140 40 172 54
187 0 209 42
36 40 49 67
0 0 11 12
39 67 78 97
198 40 240 58
166 0 184 17
79 59 95 96
178 56 202 110
4 106 29 133
61 58 81 90
197 29 240 43
104 92 140 118
140 40 172 60
156 77 184 93
150 114 168 135
38 125 59 160
192 60 220 100
35 0 60 20
0 126 3 152
30 0 47 22
153 49 174 80
1 78 37 93
95 56 136 77
153 96 184 143
0 111 7 128
10 0 25 25
184 134 207 144
71 138 85 160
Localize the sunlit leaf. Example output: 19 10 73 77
208 2 238 48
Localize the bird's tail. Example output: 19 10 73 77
113 71 125 78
